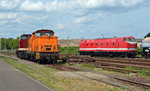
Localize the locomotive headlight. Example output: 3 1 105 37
41 45 43 50
53 46 56 50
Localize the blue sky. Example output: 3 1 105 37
0 0 150 39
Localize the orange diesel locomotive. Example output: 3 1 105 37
16 29 59 63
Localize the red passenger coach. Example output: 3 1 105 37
16 34 31 58
79 36 137 57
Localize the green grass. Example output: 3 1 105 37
0 55 126 91
136 54 142 57
109 87 119 91
59 46 79 54
81 64 96 70
125 66 150 76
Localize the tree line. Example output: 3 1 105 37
0 32 149 51
0 37 19 50
144 32 150 38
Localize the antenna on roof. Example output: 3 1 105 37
101 34 104 38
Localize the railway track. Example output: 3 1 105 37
1 51 150 73
45 64 150 90
46 65 150 90
62 54 150 74
67 66 150 90
0 52 150 90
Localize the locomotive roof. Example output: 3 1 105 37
33 29 54 34
82 36 134 41
21 34 32 37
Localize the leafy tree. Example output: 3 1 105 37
7 38 14 49
13 37 19 49
1 38 7 50
144 32 150 38
0 37 19 50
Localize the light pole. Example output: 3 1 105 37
101 34 104 38
0 38 1 51
67 35 71 47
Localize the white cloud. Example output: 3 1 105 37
77 0 145 8
20 0 43 11
0 0 20 9
11 14 49 24
74 16 88 23
120 0 144 7
77 0 116 8
0 13 18 19
74 13 102 24
0 20 7 25
44 1 75 12
55 23 65 30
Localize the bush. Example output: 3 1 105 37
58 46 79 54
137 47 143 52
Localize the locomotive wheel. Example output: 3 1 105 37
38 59 44 64
121 54 125 58
109 54 114 57
48 59 53 64
30 54 35 62
127 54 135 58
90 53 93 57
127 54 131 58
53 59 57 64
50 61 53 64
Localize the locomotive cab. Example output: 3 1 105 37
19 34 32 49
123 37 137 45
123 37 137 51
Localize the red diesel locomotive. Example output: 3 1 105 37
16 34 31 59
79 36 137 57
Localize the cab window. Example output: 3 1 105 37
123 38 127 41
132 38 136 42
36 32 44 37
21 35 28 40
128 38 132 42
46 32 53 36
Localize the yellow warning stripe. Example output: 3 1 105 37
59 52 61 59
36 53 40 60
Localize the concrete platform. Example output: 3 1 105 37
0 59 53 91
